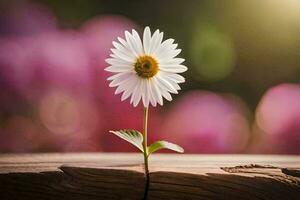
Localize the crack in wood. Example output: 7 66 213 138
221 164 300 182
220 164 278 173
282 168 300 178
143 167 149 200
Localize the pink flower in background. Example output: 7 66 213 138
38 90 104 152
27 31 93 100
81 15 137 69
160 91 250 153
0 37 34 95
1 31 93 100
255 83 300 154
0 0 57 36
0 30 104 152
0 0 58 109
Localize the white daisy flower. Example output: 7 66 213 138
105 26 187 107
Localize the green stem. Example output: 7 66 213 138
142 107 149 175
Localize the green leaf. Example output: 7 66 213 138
148 140 184 155
109 129 144 152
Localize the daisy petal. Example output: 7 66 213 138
162 90 172 101
105 58 132 66
153 38 175 56
151 32 164 54
149 30 159 54
156 75 178 94
143 27 151 54
105 65 132 73
117 37 129 48
156 49 181 62
112 41 135 59
125 31 139 57
157 83 173 101
107 72 130 81
162 72 185 83
135 82 143 107
121 77 138 101
132 29 144 55
160 64 188 73
130 79 143 107
164 75 181 90
141 79 150 107
147 79 157 107
115 76 133 94
150 79 163 106
160 58 185 65
117 37 136 57
111 48 135 63
109 73 132 87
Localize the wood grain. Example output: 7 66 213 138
0 153 299 200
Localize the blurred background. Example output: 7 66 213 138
0 0 299 154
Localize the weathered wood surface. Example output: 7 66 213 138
0 153 299 200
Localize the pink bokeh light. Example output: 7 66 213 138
160 91 251 153
255 83 300 154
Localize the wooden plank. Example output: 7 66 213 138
0 153 145 200
0 153 299 200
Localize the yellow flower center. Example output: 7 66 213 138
134 55 159 78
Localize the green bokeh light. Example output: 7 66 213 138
190 24 236 82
